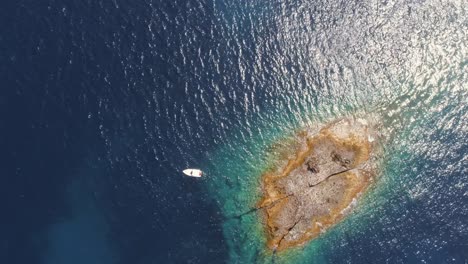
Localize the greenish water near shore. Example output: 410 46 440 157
202 82 466 263
200 0 467 262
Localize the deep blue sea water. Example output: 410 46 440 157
1 0 467 263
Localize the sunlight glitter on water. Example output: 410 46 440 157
198 0 467 262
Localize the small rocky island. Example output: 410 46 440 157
258 118 380 251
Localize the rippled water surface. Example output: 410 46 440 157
2 0 467 263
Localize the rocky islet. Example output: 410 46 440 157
258 118 380 251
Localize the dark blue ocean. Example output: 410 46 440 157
1 0 467 263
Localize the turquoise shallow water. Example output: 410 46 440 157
203 84 466 263
200 0 467 262
203 83 466 263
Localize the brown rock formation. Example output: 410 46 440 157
258 118 379 251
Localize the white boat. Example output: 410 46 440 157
183 168 203 178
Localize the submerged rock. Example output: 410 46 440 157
258 118 380 251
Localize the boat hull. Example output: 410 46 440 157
183 169 203 177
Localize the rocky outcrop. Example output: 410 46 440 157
258 118 379 251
